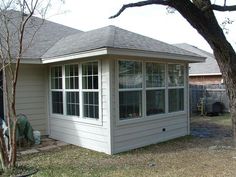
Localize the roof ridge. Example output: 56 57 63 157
42 31 83 57
102 25 116 47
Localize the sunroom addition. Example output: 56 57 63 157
48 56 194 154
1 12 205 155
46 26 205 154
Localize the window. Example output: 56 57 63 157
146 62 165 116
51 66 63 114
82 62 98 89
65 65 79 89
168 64 184 112
168 88 184 112
119 61 142 120
65 65 79 116
118 61 185 121
51 66 62 89
82 62 99 119
119 61 142 88
83 92 99 118
168 64 184 87
50 61 100 120
51 91 63 114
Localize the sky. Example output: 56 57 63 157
48 0 236 53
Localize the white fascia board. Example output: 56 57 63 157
106 48 206 63
2 58 42 64
20 58 42 64
190 73 222 76
41 47 205 64
42 48 108 64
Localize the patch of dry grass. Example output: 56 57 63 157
15 135 236 177
6 114 235 177
191 113 231 127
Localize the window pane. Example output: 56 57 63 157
146 63 165 88
52 91 63 114
119 61 142 88
83 92 99 119
168 88 184 112
146 90 165 116
119 91 142 120
93 76 98 89
82 62 98 89
66 92 79 116
51 66 62 89
65 65 79 89
168 64 184 87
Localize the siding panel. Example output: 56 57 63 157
114 127 187 153
15 64 48 135
49 58 110 154
113 113 188 154
110 59 189 154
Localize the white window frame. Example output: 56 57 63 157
118 60 143 120
64 64 80 117
49 60 102 126
116 59 187 126
81 61 100 119
50 65 63 115
167 63 185 113
145 62 166 116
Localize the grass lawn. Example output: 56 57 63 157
3 114 236 177
191 113 231 127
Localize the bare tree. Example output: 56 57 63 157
111 0 236 144
0 0 59 171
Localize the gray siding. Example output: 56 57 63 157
16 64 48 135
110 59 189 154
49 58 110 154
113 114 188 153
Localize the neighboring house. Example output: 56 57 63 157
1 11 205 154
174 43 222 85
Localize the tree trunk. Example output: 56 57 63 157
230 97 236 145
169 0 236 145
0 128 9 170
213 48 236 145
10 119 17 167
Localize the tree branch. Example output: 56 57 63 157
109 0 170 19
212 4 236 12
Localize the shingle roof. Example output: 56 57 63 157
0 10 82 59
174 43 221 75
43 25 201 59
1 11 203 62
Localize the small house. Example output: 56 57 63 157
0 12 205 154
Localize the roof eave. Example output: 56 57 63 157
41 47 206 64
190 73 222 76
1 58 42 64
20 58 42 64
107 48 206 63
42 48 108 64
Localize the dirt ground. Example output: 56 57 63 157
191 114 232 139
